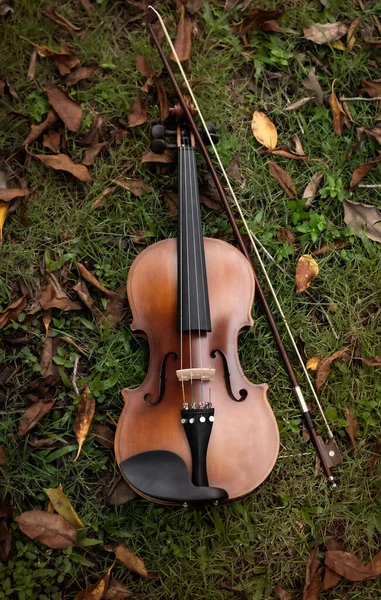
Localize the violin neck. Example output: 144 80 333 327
177 135 211 333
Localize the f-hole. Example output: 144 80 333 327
211 349 248 402
144 352 178 406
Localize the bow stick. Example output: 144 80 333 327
146 6 342 484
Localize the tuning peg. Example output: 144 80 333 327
152 124 177 140
199 123 218 146
150 139 176 154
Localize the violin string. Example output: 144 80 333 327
179 139 185 404
189 144 204 406
149 5 331 435
184 140 194 403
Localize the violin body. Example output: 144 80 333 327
115 236 279 503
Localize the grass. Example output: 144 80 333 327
0 0 381 598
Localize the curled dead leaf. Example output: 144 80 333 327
104 580 133 599
295 254 319 294
110 544 150 578
268 162 297 198
74 566 113 600
155 79 169 121
43 485 84 529
324 549 381 582
302 172 323 207
128 98 147 128
92 424 114 448
45 86 83 132
0 188 31 202
16 510 77 549
140 149 174 164
306 357 321 371
82 141 109 166
18 400 55 436
23 109 57 147
233 8 283 36
349 155 381 189
43 130 60 153
344 408 358 446
40 274 82 311
302 68 323 105
285 97 311 111
112 177 153 197
346 17 362 52
170 6 192 62
65 63 98 86
259 146 307 160
304 21 348 45
76 263 120 298
343 198 381 243
74 386 96 461
34 153 92 182
273 586 292 600
329 81 349 136
0 295 27 328
315 347 350 391
251 111 277 149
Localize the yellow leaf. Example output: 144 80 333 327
46 500 55 514
74 386 96 461
0 201 8 243
330 39 346 51
251 111 278 149
295 254 319 294
43 484 84 529
306 357 321 371
74 564 113 600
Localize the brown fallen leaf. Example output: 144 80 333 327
76 263 120 298
23 109 58 146
34 154 92 182
65 63 98 86
295 254 319 294
268 162 296 198
42 9 81 33
170 6 192 62
91 187 114 209
303 68 324 105
41 274 83 311
16 510 77 549
259 146 307 160
74 565 113 600
0 295 27 329
362 126 381 144
45 86 83 132
343 198 381 243
302 172 323 207
273 585 292 600
78 115 105 146
359 356 381 367
20 38 80 75
59 336 88 356
107 481 138 505
349 155 381 188
0 188 31 202
40 337 53 378
44 485 84 529
140 149 174 164
155 79 169 121
0 202 8 243
74 386 96 461
104 580 133 599
304 21 348 45
136 54 155 92
29 437 56 448
43 130 60 153
346 16 362 52
233 8 283 36
329 81 348 136
82 141 109 166
285 97 312 111
0 519 12 561
303 552 323 600
324 550 380 582
128 98 147 128
18 400 54 436
362 79 381 98
344 408 358 446
251 111 277 149
323 539 344 590
315 347 350 392
276 227 295 245
73 280 102 323
112 177 153 197
226 155 242 182
92 424 114 448
110 544 150 578
101 289 127 327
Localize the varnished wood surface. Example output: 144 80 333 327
115 238 279 502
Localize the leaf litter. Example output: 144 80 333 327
74 386 96 461
16 510 78 549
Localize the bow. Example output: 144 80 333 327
146 5 342 484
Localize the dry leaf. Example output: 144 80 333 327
363 126 381 144
136 54 155 92
0 295 27 329
268 162 296 198
295 254 319 294
100 288 127 327
78 115 105 146
347 17 362 51
16 510 77 549
360 356 381 367
73 280 102 323
315 347 350 391
343 198 381 243
307 357 321 371
65 64 98 86
107 481 138 505
45 86 83 132
112 544 150 578
285 97 311 111
233 8 283 35
112 177 153 197
74 566 113 600
259 146 307 160
251 111 278 149
0 202 8 243
303 68 323 105
273 586 292 600
344 408 358 446
74 386 96 461
40 337 53 377
43 485 84 529
302 172 323 207
23 109 57 146
362 79 381 98
304 22 348 45
91 187 114 209
349 155 381 188
20 39 80 75
0 447 7 465
226 155 242 182
170 6 192 62
324 550 380 582
34 154 92 182
329 81 348 136
128 98 147 128
42 9 81 33
82 141 109 166
76 263 119 298
18 400 54 436
43 130 60 153
155 79 169 121
140 149 174 164
92 425 114 448
104 580 133 599
0 188 31 202
40 274 83 311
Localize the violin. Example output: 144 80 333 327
114 101 279 505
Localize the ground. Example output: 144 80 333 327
0 0 380 599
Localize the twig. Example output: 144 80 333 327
339 96 381 101
71 356 80 395
282 91 305 134
106 411 118 427
358 184 381 188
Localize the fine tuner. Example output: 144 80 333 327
151 122 218 154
